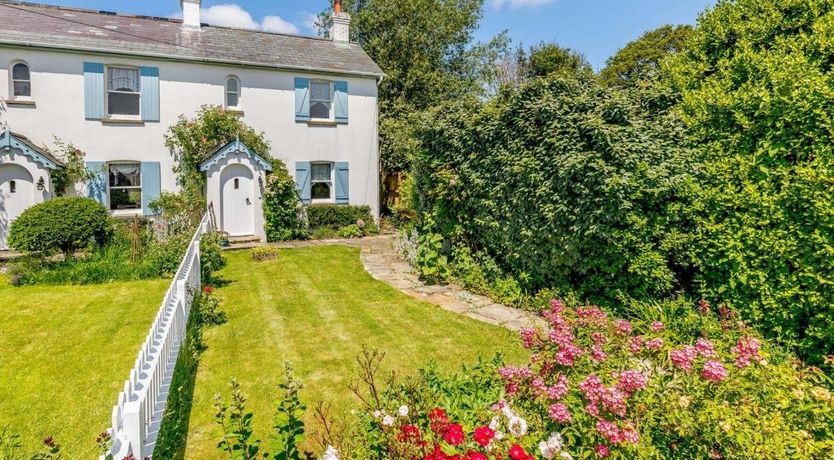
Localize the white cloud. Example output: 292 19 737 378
300 12 320 34
172 3 302 35
491 0 555 9
261 15 300 34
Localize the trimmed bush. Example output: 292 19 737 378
251 246 280 261
307 205 374 230
8 196 112 259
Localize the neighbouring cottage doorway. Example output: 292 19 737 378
220 163 255 236
0 164 34 249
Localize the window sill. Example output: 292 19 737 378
111 210 143 217
5 99 35 107
307 119 337 127
101 117 145 125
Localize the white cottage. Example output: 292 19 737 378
0 0 383 246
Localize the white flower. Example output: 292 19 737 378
382 415 396 426
560 452 573 460
373 410 382 418
539 441 556 459
398 405 409 417
507 416 528 437
494 431 505 440
322 446 339 460
489 416 501 431
538 433 569 460
501 405 516 420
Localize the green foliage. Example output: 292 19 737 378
251 246 280 262
599 24 693 88
150 191 205 236
307 205 374 230
165 105 271 204
45 138 94 196
270 363 307 460
0 430 62 460
214 365 308 460
415 217 450 283
415 75 697 305
200 232 228 284
337 224 363 239
669 0 834 366
214 380 262 460
318 0 499 172
263 160 306 242
8 197 112 259
525 42 592 79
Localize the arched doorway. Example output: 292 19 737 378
0 164 34 249
220 163 255 236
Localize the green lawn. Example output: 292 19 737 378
0 276 169 457
184 246 526 459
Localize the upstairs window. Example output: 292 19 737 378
226 76 241 110
311 162 333 201
11 62 30 98
108 162 142 211
309 81 332 120
107 67 140 117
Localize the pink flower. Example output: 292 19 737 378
698 299 710 316
548 403 572 423
669 346 697 372
520 328 539 349
695 338 718 358
576 306 609 328
628 336 644 353
473 426 495 447
650 321 664 332
614 319 633 336
443 423 465 446
546 375 569 400
645 338 664 351
733 336 762 368
595 444 610 458
591 343 607 362
554 342 584 366
616 370 647 396
702 360 729 383
596 420 622 444
621 423 640 444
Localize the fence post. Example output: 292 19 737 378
123 400 145 458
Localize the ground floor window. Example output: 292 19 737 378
108 162 142 211
311 162 333 201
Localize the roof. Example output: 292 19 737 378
0 130 64 168
199 137 273 172
0 1 384 78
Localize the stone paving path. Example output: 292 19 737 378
261 235 547 332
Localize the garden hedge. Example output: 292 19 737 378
307 205 374 230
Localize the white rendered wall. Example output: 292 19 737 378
0 48 381 219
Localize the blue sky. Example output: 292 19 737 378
35 0 715 69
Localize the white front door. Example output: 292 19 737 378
221 164 255 236
0 164 35 250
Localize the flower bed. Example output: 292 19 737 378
344 299 834 459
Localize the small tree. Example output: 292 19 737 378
8 197 111 259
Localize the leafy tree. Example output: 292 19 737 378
669 0 834 366
524 42 592 79
165 105 270 205
317 0 499 173
600 25 692 88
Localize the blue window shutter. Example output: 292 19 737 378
83 62 104 120
141 162 161 216
295 161 311 205
294 77 310 122
335 162 349 204
334 81 348 124
140 67 160 122
85 161 107 206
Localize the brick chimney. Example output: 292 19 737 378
327 0 351 42
181 0 201 29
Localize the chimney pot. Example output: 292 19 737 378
334 0 342 14
181 0 201 29
326 3 351 42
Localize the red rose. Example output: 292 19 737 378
398 424 422 443
429 408 449 432
203 285 214 294
466 452 488 460
423 444 446 460
508 444 529 460
443 423 465 446
473 426 495 447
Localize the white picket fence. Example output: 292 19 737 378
102 214 211 459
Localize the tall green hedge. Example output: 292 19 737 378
669 0 834 365
415 76 697 304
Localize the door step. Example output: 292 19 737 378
228 235 261 244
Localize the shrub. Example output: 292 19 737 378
309 226 339 240
337 224 363 239
415 76 697 306
264 160 307 242
0 430 63 460
8 197 112 259
344 299 834 459
200 231 227 283
251 246 280 262
669 0 834 366
150 191 205 237
307 205 374 230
